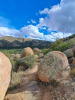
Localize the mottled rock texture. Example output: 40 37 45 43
38 51 70 82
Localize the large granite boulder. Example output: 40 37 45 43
38 51 70 82
0 52 11 100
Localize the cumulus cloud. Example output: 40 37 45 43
21 25 44 39
0 25 44 39
0 27 21 37
0 0 74 42
44 32 72 41
39 0 75 34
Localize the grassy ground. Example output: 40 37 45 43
0 49 22 55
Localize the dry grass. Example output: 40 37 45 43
8 71 24 91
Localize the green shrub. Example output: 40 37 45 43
42 39 74 55
14 55 37 72
42 49 52 55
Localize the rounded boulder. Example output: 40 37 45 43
38 51 70 82
21 47 34 58
64 49 74 58
33 48 41 54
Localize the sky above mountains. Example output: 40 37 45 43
0 0 74 41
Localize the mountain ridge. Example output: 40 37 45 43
0 36 51 49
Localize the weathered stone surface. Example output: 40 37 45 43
5 81 41 100
20 47 34 58
4 65 42 100
38 51 70 82
33 48 41 54
0 52 11 100
42 92 52 100
41 79 75 100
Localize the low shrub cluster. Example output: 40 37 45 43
14 55 37 72
42 39 75 55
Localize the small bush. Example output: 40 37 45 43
42 49 52 55
14 55 37 72
42 39 73 55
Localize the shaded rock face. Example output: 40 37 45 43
33 48 41 54
0 52 11 100
20 47 34 58
38 51 70 82
72 46 75 55
64 49 74 58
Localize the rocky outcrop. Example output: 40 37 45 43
20 47 34 58
38 51 70 82
0 52 11 100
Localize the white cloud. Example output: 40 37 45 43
40 8 50 14
0 27 21 37
39 0 75 34
0 25 44 39
0 26 72 41
21 25 44 39
0 1 74 43
27 19 36 24
31 19 36 24
27 21 30 23
44 32 72 41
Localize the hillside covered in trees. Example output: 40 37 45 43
0 36 51 49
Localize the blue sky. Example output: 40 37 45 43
0 0 74 41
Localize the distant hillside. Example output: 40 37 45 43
0 36 51 49
63 34 75 41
